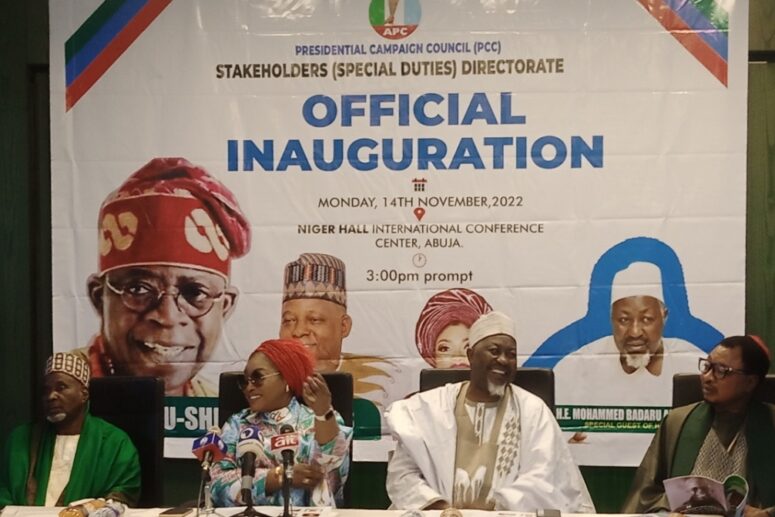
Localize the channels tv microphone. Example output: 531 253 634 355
236 426 262 493
192 426 226 471
234 425 271 517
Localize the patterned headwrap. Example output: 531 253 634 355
415 288 492 366
283 253 347 307
97 157 251 279
254 339 315 397
46 352 91 387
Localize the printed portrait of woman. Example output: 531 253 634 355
415 288 492 368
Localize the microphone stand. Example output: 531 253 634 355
233 487 272 517
195 463 225 517
282 460 292 517
233 457 271 517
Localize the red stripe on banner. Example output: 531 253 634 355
637 0 727 86
66 0 173 111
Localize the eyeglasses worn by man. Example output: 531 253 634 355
72 157 250 397
623 335 775 516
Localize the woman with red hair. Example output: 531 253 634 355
415 288 492 368
210 339 352 508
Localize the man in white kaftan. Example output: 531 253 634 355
385 311 594 512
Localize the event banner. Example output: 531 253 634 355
50 0 747 466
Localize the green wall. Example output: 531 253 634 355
1 1 773 511
0 0 51 441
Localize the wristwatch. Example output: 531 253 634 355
314 407 335 421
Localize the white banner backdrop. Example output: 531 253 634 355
50 0 747 466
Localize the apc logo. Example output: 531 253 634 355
369 0 421 40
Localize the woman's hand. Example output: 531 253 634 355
302 373 333 417
303 373 339 444
291 462 326 491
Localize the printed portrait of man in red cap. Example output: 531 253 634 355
73 157 251 396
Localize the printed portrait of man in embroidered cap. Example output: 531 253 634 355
73 157 251 397
280 253 351 373
278 252 394 438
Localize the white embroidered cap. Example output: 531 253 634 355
469 310 515 347
46 352 90 387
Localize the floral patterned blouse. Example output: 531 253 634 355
210 398 352 508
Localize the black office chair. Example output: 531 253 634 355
672 373 775 407
218 371 354 506
89 376 165 507
419 367 555 412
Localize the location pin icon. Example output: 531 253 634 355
413 207 425 221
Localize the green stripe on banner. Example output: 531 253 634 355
555 405 670 434
369 1 385 26
688 0 729 31
65 0 128 63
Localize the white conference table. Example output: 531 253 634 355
0 507 617 517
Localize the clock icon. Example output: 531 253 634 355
412 253 427 268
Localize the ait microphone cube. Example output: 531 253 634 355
270 433 300 452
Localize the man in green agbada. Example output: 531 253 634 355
623 335 775 517
0 352 140 507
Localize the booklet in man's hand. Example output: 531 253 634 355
663 474 748 516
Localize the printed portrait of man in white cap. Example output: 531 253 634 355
608 263 671 377
552 262 704 445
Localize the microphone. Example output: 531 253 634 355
270 424 300 517
270 424 300 476
191 426 226 471
236 426 262 496
234 425 271 517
